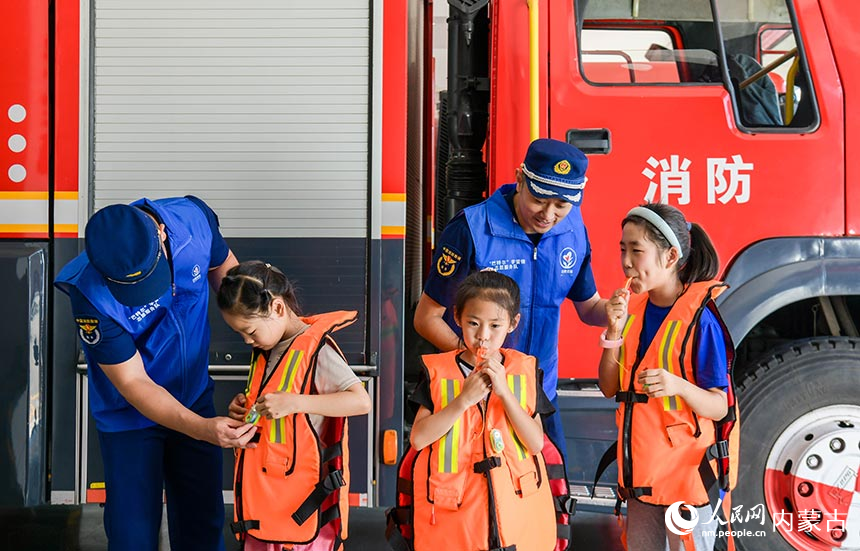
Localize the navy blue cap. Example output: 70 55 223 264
521 138 588 205
85 204 171 307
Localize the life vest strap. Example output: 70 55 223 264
230 519 260 534
387 505 411 525
707 437 731 491
386 521 412 551
291 469 346 526
698 453 721 507
318 504 341 528
615 391 648 404
473 456 502 474
557 523 573 541
487 545 517 551
617 485 652 500
384 507 413 551
321 441 343 463
545 463 566 480
397 476 413 496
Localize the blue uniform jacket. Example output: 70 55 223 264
463 184 589 399
55 197 216 432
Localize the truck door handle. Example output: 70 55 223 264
566 128 611 154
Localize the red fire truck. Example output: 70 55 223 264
1 1 857 550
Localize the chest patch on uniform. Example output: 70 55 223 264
76 317 102 346
559 247 577 271
436 245 462 277
191 264 202 283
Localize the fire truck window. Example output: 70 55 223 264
578 0 721 85
715 0 818 130
581 29 679 84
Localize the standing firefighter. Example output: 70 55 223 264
415 138 608 460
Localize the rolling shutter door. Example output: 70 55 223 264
91 0 369 239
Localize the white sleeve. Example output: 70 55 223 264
313 342 362 395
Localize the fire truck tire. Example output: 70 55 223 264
732 337 860 551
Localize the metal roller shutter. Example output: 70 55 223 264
91 0 369 238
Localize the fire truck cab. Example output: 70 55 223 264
434 1 858 549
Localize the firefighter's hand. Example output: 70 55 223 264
228 393 248 421
638 369 682 398
256 392 305 420
459 369 491 406
605 288 630 335
203 416 257 449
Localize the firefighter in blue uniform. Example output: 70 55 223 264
414 139 608 458
55 196 256 551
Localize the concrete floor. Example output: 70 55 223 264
1 503 625 550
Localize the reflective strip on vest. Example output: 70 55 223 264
438 379 461 473
658 320 684 411
270 416 288 444
619 315 636 388
278 349 304 393
506 374 529 461
247 355 265 395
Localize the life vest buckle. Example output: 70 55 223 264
556 495 577 515
324 469 346 492
473 456 502 474
708 439 730 460
292 469 347 526
230 519 260 534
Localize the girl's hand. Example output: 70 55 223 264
637 369 682 398
459 369 491 406
228 393 248 421
478 357 509 398
256 392 305 420
605 288 630 336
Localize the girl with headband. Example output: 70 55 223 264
598 203 736 551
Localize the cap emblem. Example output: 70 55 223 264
554 160 571 175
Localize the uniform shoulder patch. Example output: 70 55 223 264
76 317 102 346
436 245 463 277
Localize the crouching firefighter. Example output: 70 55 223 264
218 262 372 551
595 205 740 551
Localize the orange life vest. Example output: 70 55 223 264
403 349 556 551
231 310 357 548
615 281 738 507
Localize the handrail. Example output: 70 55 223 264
739 47 797 90
529 0 540 140
784 55 801 124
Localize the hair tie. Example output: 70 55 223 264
627 206 683 258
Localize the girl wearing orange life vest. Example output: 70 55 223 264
217 261 371 551
409 271 557 551
599 204 733 551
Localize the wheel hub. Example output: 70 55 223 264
764 405 860 550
